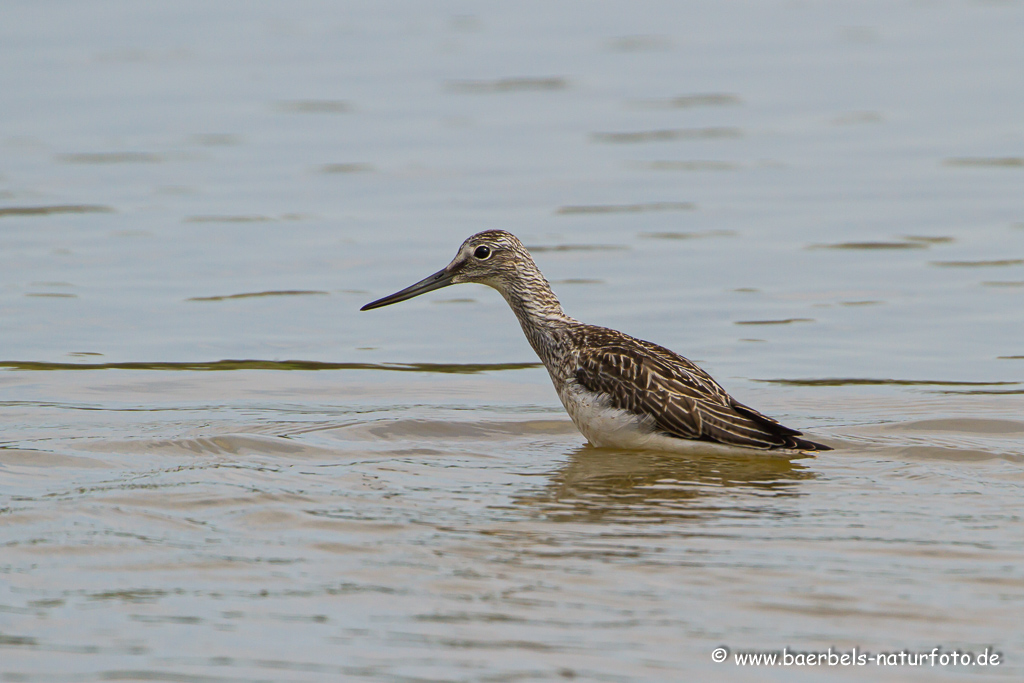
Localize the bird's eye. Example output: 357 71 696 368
473 245 491 260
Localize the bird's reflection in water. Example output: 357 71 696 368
516 446 816 523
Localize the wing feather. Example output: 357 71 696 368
572 331 830 451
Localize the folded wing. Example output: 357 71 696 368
574 338 830 451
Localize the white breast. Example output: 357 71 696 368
556 381 799 457
558 382 654 447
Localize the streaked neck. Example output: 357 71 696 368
493 262 574 366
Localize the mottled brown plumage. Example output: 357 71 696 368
570 329 825 450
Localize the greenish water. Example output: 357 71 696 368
2 1 1023 681
0 360 542 373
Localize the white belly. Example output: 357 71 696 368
556 382 802 457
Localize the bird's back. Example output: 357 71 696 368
560 323 831 452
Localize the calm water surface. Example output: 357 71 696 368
2 1 1023 681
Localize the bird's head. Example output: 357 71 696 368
360 230 531 310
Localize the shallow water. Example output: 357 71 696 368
2 1 1024 681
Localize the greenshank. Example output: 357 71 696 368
361 230 831 454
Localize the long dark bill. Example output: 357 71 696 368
360 268 456 311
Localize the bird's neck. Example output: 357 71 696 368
494 264 574 368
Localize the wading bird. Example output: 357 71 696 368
361 230 830 454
